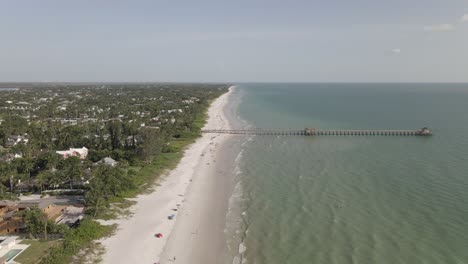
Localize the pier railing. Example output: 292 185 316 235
201 127 432 136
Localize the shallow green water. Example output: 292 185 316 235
232 84 468 264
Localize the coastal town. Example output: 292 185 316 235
2 1 468 263
0 83 228 263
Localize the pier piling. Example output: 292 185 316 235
201 127 432 136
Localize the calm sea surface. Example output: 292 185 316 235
226 83 468 264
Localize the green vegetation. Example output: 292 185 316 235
0 83 227 204
21 207 69 239
15 239 60 264
39 219 114 264
0 83 228 263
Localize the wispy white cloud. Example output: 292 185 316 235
423 24 455 32
462 14 468 22
146 29 316 44
391 48 401 55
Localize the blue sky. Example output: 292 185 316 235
0 0 467 82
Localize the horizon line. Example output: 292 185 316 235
1 81 468 85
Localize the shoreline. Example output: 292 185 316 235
99 86 235 263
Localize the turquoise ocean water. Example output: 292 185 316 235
226 83 468 264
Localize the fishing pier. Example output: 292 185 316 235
202 127 432 136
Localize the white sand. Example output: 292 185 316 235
100 86 234 264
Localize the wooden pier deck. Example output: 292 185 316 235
201 127 432 136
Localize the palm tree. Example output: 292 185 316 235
48 171 61 189
45 152 59 172
36 171 52 193
22 158 34 178
60 156 82 189
0 163 18 192
0 163 15 196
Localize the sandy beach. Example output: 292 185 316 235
100 86 235 264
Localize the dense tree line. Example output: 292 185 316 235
0 84 228 208
1 82 228 263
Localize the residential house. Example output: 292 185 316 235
0 236 29 263
125 135 142 146
0 154 20 163
60 119 78 126
15 179 35 193
0 201 24 235
5 135 28 147
94 157 118 167
55 206 84 227
0 198 85 236
56 147 88 159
